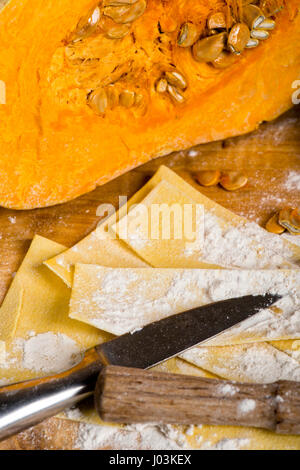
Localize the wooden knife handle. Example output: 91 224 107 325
95 366 300 435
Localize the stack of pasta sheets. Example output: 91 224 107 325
1 166 300 449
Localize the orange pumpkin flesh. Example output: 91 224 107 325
0 0 299 209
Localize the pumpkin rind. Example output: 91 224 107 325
0 0 299 209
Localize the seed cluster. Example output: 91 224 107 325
177 2 280 69
71 1 148 114
195 170 248 191
87 85 144 114
72 0 147 43
69 1 283 114
266 208 300 236
102 0 146 37
155 70 187 104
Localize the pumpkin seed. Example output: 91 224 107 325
192 32 227 63
255 19 276 30
104 22 131 39
103 0 146 24
103 5 132 22
243 4 265 29
106 85 119 108
167 85 185 104
156 78 168 93
73 6 101 41
87 88 108 114
290 209 300 232
211 50 239 68
207 12 227 30
119 90 136 107
165 71 187 90
245 38 259 48
265 213 286 234
278 207 300 235
195 170 221 187
177 22 199 48
228 23 251 55
278 207 293 226
220 172 248 191
251 29 269 40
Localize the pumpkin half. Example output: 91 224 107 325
0 0 299 209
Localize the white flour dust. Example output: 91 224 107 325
185 211 296 269
75 422 191 451
217 383 238 397
182 343 300 384
22 332 82 374
284 171 300 192
237 399 256 415
74 420 252 451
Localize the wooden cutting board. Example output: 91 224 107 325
0 105 299 450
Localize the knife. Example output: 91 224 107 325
0 293 280 441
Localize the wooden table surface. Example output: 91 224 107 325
0 105 299 450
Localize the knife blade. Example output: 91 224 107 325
0 293 280 441
97 293 280 369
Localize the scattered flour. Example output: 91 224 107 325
217 383 238 397
237 399 256 415
75 420 251 450
211 438 250 451
182 342 300 384
75 422 191 451
186 211 296 269
22 332 82 374
187 150 199 158
56 257 65 267
185 425 195 436
8 216 16 224
126 225 150 251
283 232 300 248
284 171 300 192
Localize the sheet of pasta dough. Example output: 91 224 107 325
111 180 219 269
180 342 300 383
70 265 300 344
111 176 300 270
270 339 300 362
0 341 5 365
46 229 149 288
45 166 300 286
0 275 24 343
